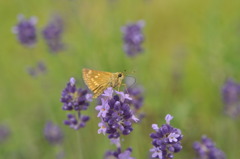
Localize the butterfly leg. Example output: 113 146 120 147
117 81 122 91
121 83 129 94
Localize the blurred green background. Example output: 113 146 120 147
0 0 240 158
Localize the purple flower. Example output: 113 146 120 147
26 61 47 77
64 114 90 130
96 87 138 139
125 86 144 110
44 122 63 145
193 136 225 159
26 67 37 77
110 137 121 147
37 61 47 73
61 77 92 111
42 16 64 53
0 125 10 143
102 87 114 99
95 98 110 118
222 79 240 118
98 121 107 135
104 148 134 159
115 91 132 102
12 14 37 47
150 114 183 159
150 146 162 159
125 86 145 121
165 114 173 125
118 149 135 159
61 77 92 130
121 20 145 57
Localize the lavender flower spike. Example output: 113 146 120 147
12 14 37 47
193 135 225 159
125 86 145 121
222 79 240 118
42 16 64 53
61 77 92 111
44 122 63 145
61 77 92 130
96 87 138 139
150 114 183 159
125 86 144 110
121 20 145 57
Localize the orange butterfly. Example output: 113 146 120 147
82 68 125 98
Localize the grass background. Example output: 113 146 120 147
0 0 240 158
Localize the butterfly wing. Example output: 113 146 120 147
82 68 112 98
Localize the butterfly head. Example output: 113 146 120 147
112 72 124 86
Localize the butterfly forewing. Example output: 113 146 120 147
82 68 112 98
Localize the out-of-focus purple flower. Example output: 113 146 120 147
193 136 225 159
222 79 240 118
26 61 47 77
26 67 37 77
150 114 183 159
42 16 64 53
61 77 92 130
125 86 144 121
110 137 121 148
121 20 145 57
0 125 10 143
44 122 63 145
125 86 144 110
12 14 37 47
37 61 47 73
96 87 138 139
118 149 135 159
104 148 134 159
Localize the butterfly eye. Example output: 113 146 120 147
118 74 122 77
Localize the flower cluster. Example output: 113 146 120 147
96 87 139 139
44 122 63 145
104 147 134 159
42 16 64 53
150 114 183 159
193 136 225 159
222 79 240 118
121 20 145 57
12 14 37 47
61 77 92 130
